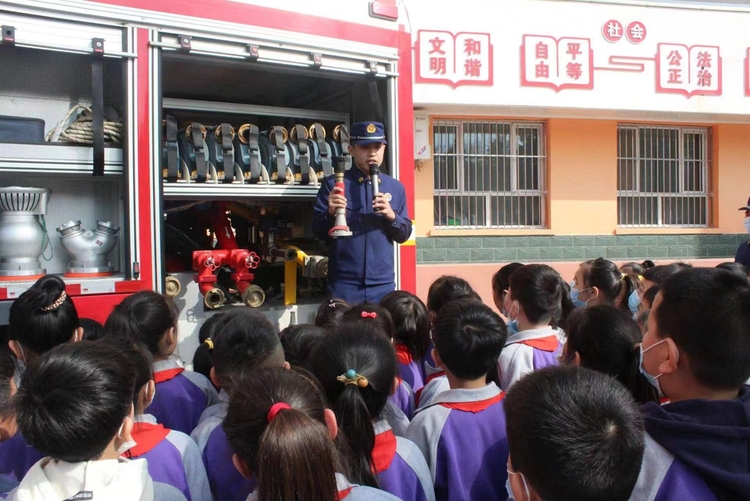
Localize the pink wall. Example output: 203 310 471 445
416 259 729 314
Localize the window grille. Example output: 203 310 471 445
617 124 711 227
433 120 546 229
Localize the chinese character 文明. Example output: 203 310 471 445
696 51 712 69
536 61 550 78
429 57 447 75
668 50 682 66
668 68 682 84
535 42 548 60
566 62 583 80
429 37 446 55
464 38 481 56
697 69 712 87
566 43 582 60
464 58 482 77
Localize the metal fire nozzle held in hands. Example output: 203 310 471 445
369 163 380 213
328 161 352 238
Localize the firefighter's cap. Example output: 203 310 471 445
350 122 387 146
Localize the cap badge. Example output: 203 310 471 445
366 123 376 133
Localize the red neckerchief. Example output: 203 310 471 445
394 344 413 365
439 391 505 413
415 371 446 407
124 421 171 458
337 488 354 500
153 367 185 383
516 336 559 353
371 428 397 474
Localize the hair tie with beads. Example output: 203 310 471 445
337 369 369 388
41 291 67 312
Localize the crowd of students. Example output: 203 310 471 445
0 257 748 501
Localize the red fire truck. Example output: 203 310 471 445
0 0 415 356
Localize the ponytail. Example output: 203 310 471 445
309 324 397 488
223 368 338 501
616 273 640 314
334 384 379 487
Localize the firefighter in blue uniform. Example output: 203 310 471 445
736 196 750 268
313 122 412 304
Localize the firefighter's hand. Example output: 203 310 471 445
373 193 395 221
328 186 347 216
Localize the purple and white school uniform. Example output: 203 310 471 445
498 326 561 391
0 433 44 481
395 344 425 393
381 400 410 437
245 473 401 501
416 375 449 411
126 414 211 501
190 410 255 501
196 390 229 426
373 420 435 501
389 378 415 419
629 387 750 500
150 358 219 435
406 383 509 501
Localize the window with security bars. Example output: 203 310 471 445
433 120 546 228
617 125 711 227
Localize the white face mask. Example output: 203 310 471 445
116 422 137 455
507 467 530 501
744 217 750 235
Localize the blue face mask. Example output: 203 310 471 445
507 319 519 335
569 282 587 309
639 339 673 398
628 289 641 314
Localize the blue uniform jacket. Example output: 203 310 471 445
735 239 750 268
313 167 412 286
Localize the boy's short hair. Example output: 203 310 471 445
14 341 136 462
432 299 506 380
655 268 750 389
0 349 15 418
505 366 644 501
212 309 282 389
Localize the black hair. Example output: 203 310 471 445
80 318 105 341
380 291 430 361
433 299 507 380
212 309 282 393
340 303 394 340
492 263 524 296
309 324 396 488
192 313 226 384
8 275 79 359
716 261 749 279
103 291 177 357
223 367 339 501
315 299 349 329
279 324 328 370
505 366 644 501
655 268 750 389
565 305 658 405
509 264 570 326
620 262 645 276
0 349 15 419
426 275 481 315
642 263 689 285
15 341 136 462
642 285 660 309
580 258 638 313
106 336 154 412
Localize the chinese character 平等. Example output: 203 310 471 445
667 50 682 66
429 37 446 55
535 42 549 60
566 62 582 80
464 38 481 56
566 43 582 60
429 57 447 75
696 51 712 69
535 61 550 78
464 58 482 77
697 69 712 87
668 68 682 84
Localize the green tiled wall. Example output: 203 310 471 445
416 234 749 264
